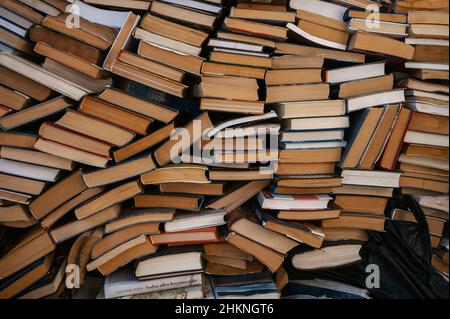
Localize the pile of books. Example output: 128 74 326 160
0 0 448 299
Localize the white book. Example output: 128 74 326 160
134 28 201 56
207 111 278 138
0 17 27 37
404 131 449 148
414 195 449 213
282 140 347 150
405 38 449 46
346 89 405 113
325 62 385 84
164 210 227 233
215 124 281 139
161 0 222 14
0 7 34 29
342 170 402 188
289 0 348 21
104 270 202 299
406 102 449 117
281 130 345 143
212 47 270 58
399 154 449 172
405 90 449 102
287 23 347 51
208 39 264 53
0 53 91 100
0 158 61 182
66 0 129 28
258 191 332 210
283 116 350 131
405 61 449 71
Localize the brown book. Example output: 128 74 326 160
409 24 449 39
79 96 153 136
200 98 265 115
50 205 121 244
141 165 209 185
404 144 449 160
55 110 135 147
413 45 449 63
202 61 266 80
98 88 178 124
195 76 259 101
276 163 336 176
0 65 52 101
236 3 287 11
113 124 174 163
111 61 188 98
203 242 254 261
209 51 272 69
0 190 32 205
359 105 400 169
117 51 186 83
410 69 449 81
296 20 349 45
1 0 44 24
277 177 342 188
400 163 448 178
86 235 148 272
205 259 265 276
0 204 32 222
322 213 387 232
276 42 365 63
0 132 37 149
209 169 273 182
135 194 203 211
207 181 270 213
140 14 209 47
338 74 394 99
392 209 446 236
266 83 329 103
97 239 158 276
75 180 143 220
0 96 72 131
280 148 342 163
265 69 322 86
41 14 115 50
378 107 413 170
334 195 389 215
150 0 217 29
0 146 74 170
29 26 101 64
323 227 369 242
91 223 160 260
39 122 112 158
271 55 324 70
0 85 30 110
398 78 448 94
224 17 288 41
0 105 12 117
278 206 342 221
0 252 54 299
29 171 88 220
102 12 140 71
273 186 334 195
41 188 104 229
154 112 214 166
0 27 33 54
347 10 407 23
402 171 449 183
34 42 107 79
159 183 224 196
0 226 56 280
348 31 415 60
408 11 449 25
297 10 347 31
230 7 296 23
340 108 385 169
0 173 46 196
104 210 173 234
408 112 449 136
138 41 204 75
203 255 248 270
226 232 284 273
400 176 449 194
83 155 156 188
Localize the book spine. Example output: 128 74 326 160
104 274 202 299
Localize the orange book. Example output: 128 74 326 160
150 227 219 245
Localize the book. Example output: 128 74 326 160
325 62 386 84
257 191 332 211
135 194 204 211
141 165 209 185
104 208 174 234
151 227 219 245
164 210 227 233
0 158 62 182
